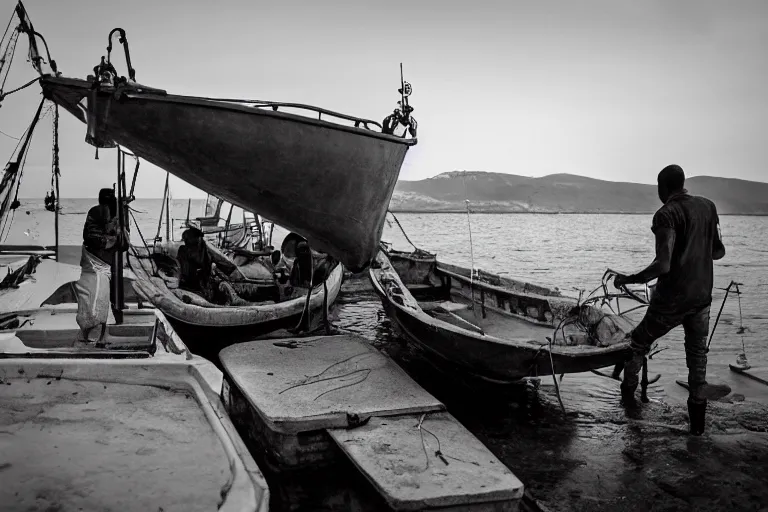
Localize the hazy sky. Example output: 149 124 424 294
1 0 767 198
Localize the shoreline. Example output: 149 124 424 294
389 209 768 216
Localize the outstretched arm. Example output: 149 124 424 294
712 219 725 261
615 227 676 286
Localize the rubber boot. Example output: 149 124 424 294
620 383 638 408
687 398 706 436
699 383 732 402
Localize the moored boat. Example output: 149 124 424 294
128 235 344 366
0 253 271 510
36 37 417 272
0 308 270 511
370 248 638 384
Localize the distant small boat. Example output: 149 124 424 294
183 194 276 255
369 248 635 384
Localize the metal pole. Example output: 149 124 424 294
165 177 170 242
53 104 60 260
111 149 125 324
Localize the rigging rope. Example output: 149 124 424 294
0 76 40 101
1 10 13 45
0 97 44 242
128 208 157 277
0 128 19 140
387 210 419 251
0 29 20 95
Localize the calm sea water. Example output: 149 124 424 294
4 199 766 368
5 199 768 510
376 213 768 378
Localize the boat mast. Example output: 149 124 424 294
52 104 60 260
165 179 170 241
111 148 126 324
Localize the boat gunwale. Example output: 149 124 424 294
130 259 345 328
40 75 418 147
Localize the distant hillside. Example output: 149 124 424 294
390 171 768 215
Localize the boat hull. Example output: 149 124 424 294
129 259 344 366
41 77 415 272
370 252 633 383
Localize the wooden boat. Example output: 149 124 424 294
40 56 417 272
184 195 276 254
0 308 270 511
369 249 636 384
128 235 344 365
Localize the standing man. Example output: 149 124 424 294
613 164 730 435
74 188 129 343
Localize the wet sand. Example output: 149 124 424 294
334 277 768 512
0 378 231 512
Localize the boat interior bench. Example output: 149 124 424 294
220 334 524 511
0 309 158 357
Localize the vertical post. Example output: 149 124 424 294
155 173 169 243
53 104 60 261
165 176 170 242
111 148 125 325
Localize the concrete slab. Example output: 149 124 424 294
329 412 523 511
220 334 444 434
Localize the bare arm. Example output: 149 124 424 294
713 222 725 260
617 228 676 286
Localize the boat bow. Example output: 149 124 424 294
40 68 416 272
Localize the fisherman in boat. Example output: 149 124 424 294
74 188 129 343
177 227 230 302
613 164 729 435
176 227 263 306
290 241 314 290
289 240 336 292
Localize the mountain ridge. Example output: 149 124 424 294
390 172 768 215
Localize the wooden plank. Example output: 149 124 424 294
436 265 560 300
328 413 524 511
729 365 768 387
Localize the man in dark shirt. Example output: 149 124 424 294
613 165 728 435
83 188 128 265
75 188 129 342
176 227 246 305
177 227 213 294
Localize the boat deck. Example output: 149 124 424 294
427 299 553 342
0 258 80 314
0 309 158 357
0 357 269 512
220 334 524 510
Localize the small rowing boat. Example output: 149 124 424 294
370 248 637 384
